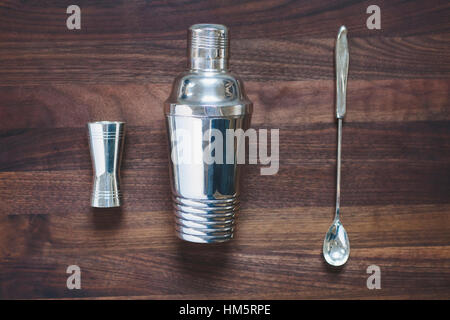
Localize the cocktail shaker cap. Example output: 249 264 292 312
188 24 229 71
165 23 251 118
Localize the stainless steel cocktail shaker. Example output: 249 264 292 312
165 24 253 243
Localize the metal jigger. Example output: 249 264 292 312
87 121 125 208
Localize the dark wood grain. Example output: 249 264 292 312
1 156 450 215
0 0 449 300
1 205 449 299
0 79 448 129
3 121 450 171
1 0 449 41
1 121 450 213
1 35 449 84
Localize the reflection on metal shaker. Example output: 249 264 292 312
165 24 253 243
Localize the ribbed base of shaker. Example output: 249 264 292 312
91 191 121 208
173 195 239 243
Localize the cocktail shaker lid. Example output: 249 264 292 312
165 24 252 118
189 24 228 50
188 24 229 71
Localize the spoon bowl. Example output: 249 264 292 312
323 218 349 266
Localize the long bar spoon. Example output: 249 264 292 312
323 25 350 267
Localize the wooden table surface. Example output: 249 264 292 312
0 0 449 299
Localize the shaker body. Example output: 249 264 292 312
165 24 252 243
166 111 251 243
